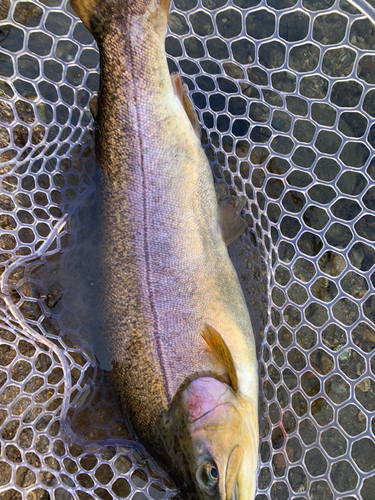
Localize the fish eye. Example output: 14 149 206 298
209 466 218 480
196 461 219 492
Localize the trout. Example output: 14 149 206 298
70 0 259 498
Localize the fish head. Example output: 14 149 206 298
163 376 258 500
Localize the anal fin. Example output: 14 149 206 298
219 196 247 246
89 95 98 121
171 73 201 139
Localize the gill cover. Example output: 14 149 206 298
154 325 258 500
182 377 258 500
178 325 258 499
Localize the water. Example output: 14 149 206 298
0 0 375 498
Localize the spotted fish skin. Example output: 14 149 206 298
71 0 259 497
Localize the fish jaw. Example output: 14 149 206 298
161 377 258 500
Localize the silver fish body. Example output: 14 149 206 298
71 0 259 497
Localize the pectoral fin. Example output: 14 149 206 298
219 196 247 246
202 325 238 392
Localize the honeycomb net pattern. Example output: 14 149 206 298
0 0 375 498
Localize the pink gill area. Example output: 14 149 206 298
181 377 232 421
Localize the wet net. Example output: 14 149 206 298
0 0 375 498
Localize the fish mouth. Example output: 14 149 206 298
225 444 243 500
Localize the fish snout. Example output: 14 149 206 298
234 439 258 500
225 445 243 500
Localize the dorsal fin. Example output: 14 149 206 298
202 324 239 392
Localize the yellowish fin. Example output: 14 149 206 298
90 94 98 121
202 324 239 392
70 0 98 33
171 73 201 139
219 196 247 245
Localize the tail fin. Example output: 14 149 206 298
70 0 99 34
71 0 172 37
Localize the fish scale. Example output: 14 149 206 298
1 0 375 499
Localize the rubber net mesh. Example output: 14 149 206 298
1 0 375 498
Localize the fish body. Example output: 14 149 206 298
70 0 259 497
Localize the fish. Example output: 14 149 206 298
70 0 259 498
